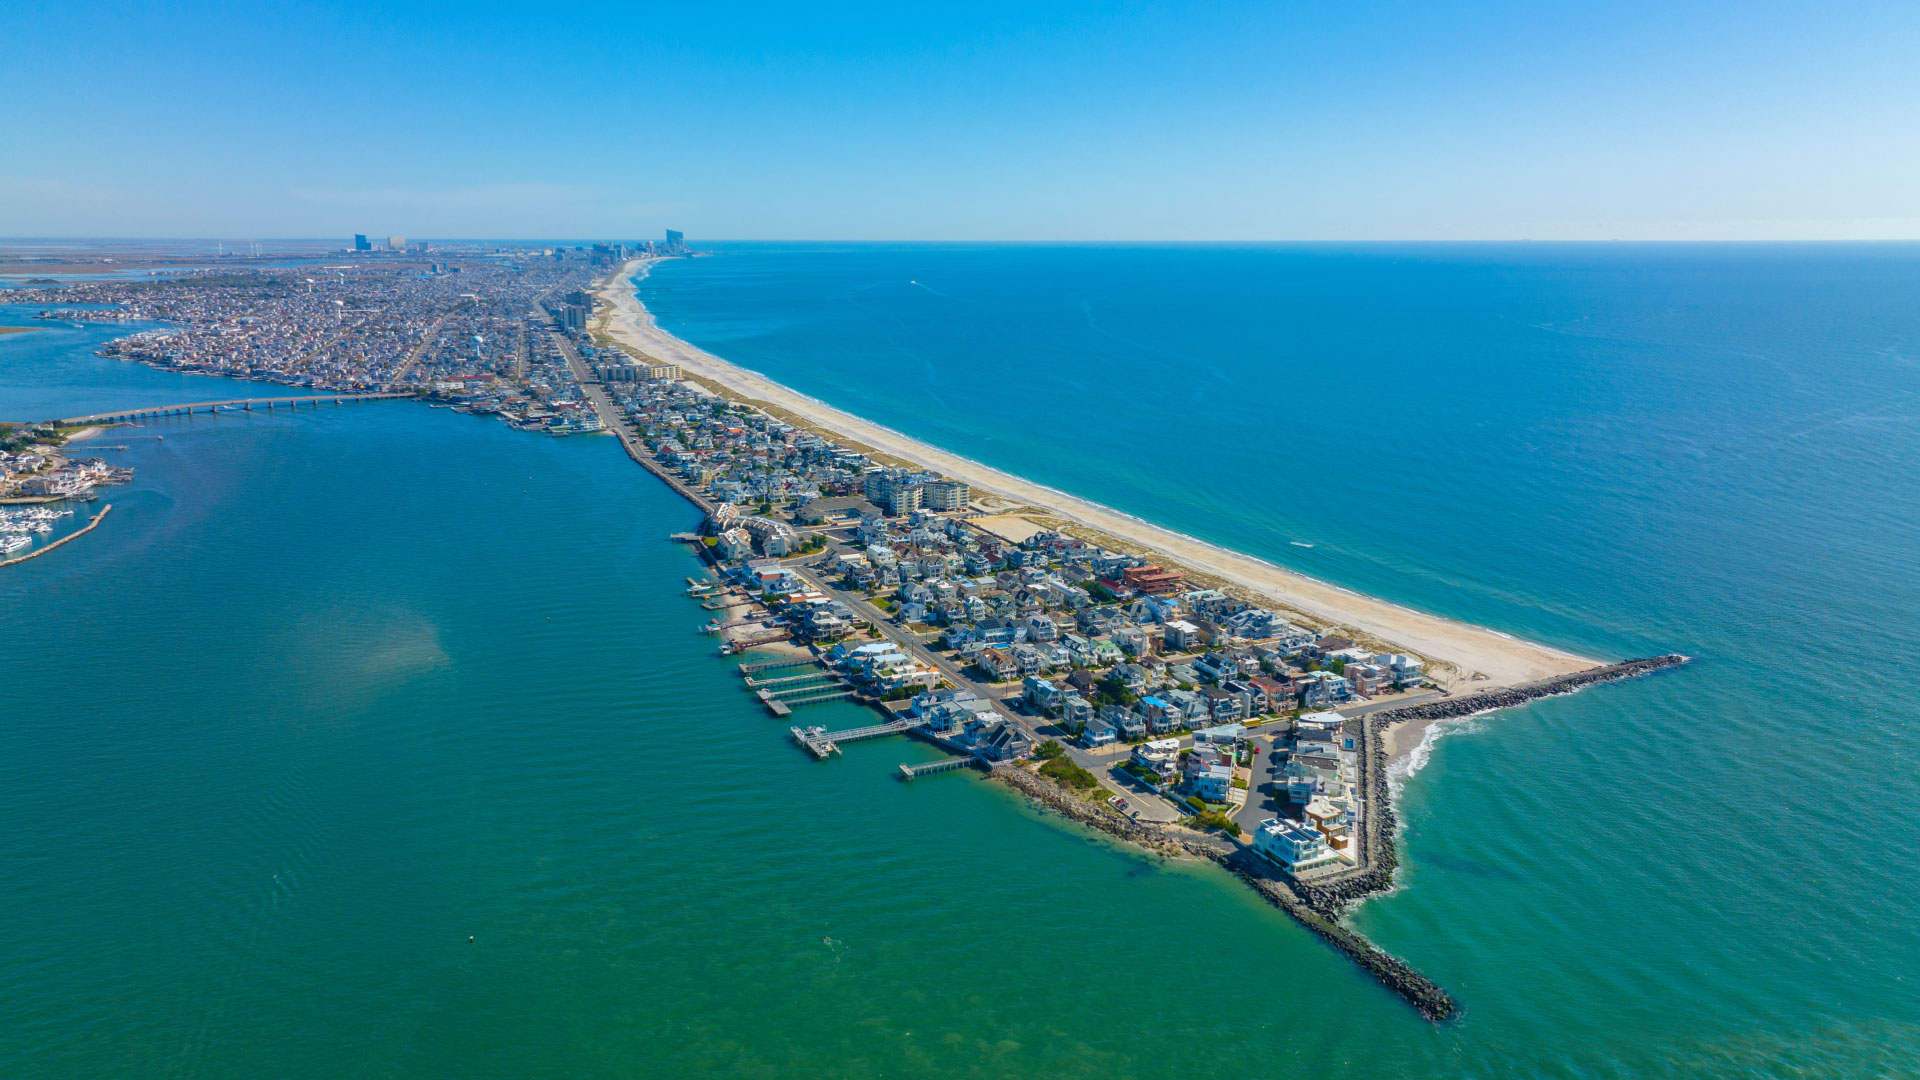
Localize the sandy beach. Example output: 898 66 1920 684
594 258 1600 692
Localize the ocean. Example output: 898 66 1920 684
5 244 1920 1077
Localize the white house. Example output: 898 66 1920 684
1253 817 1342 877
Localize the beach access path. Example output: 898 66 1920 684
592 259 1601 692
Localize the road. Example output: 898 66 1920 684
385 299 473 389
1233 732 1293 835
548 334 1213 828
773 553 1191 814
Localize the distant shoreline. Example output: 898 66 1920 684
593 256 1603 696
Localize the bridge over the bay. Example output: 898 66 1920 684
21 392 411 427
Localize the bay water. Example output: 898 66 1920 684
4 244 1919 1077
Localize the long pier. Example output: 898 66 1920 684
745 670 840 689
780 689 855 707
738 656 819 675
29 393 409 427
761 677 846 698
899 757 978 780
791 718 917 759
703 613 778 634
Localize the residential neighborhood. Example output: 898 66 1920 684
618 363 1438 882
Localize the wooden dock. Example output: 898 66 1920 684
757 685 853 713
745 670 840 689
780 689 855 707
791 719 917 759
898 757 978 781
703 613 777 634
738 656 818 675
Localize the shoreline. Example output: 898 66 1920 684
593 257 1601 694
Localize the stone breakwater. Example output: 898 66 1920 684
1295 653 1692 918
1224 853 1459 1021
985 655 1690 1022
986 764 1457 1019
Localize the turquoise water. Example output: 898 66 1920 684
4 246 1919 1077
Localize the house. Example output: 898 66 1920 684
1345 662 1388 697
1223 678 1267 714
1192 652 1237 684
1009 643 1046 676
1179 589 1239 621
1300 670 1354 708
1268 624 1317 655
977 647 1019 682
1139 695 1183 734
1197 684 1248 723
1252 817 1342 877
1104 703 1148 741
1295 711 1347 743
1112 663 1152 693
1186 762 1235 803
1077 607 1120 635
1311 635 1357 659
963 716 1033 761
1080 713 1118 747
1250 675 1297 711
1192 723 1248 751
1024 675 1066 714
1303 795 1354 852
1059 692 1094 727
1112 626 1153 657
1283 758 1339 804
1383 653 1426 687
1131 737 1182 780
1162 619 1204 651
1164 688 1211 726
1121 564 1185 595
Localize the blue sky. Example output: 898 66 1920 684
4 0 1917 240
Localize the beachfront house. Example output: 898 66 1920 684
1253 817 1342 877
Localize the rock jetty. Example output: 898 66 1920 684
987 654 1690 1023
1296 653 1691 919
